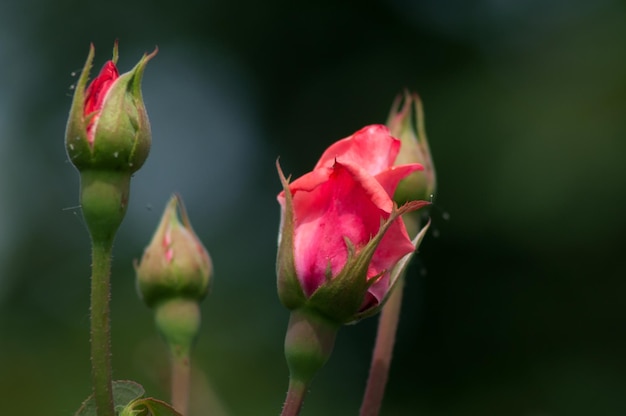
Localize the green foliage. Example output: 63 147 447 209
121 398 182 416
75 380 181 416
75 380 145 416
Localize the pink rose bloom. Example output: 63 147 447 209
277 125 427 321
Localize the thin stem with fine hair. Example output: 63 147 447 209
281 379 308 416
90 238 115 416
360 214 422 416
359 277 405 416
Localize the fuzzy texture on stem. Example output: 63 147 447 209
80 170 132 416
281 379 308 416
359 277 404 416
89 238 115 416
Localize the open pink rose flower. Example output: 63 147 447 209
277 125 430 323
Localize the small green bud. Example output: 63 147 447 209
387 91 437 204
135 195 212 309
65 42 157 173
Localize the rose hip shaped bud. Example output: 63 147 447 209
66 42 157 173
387 91 436 204
276 125 430 325
136 194 212 309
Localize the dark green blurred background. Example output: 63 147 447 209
1 0 625 415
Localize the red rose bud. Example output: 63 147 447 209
136 194 213 309
387 91 436 204
66 42 157 173
84 61 119 144
276 125 430 325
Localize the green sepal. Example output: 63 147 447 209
74 380 145 416
352 217 431 322
307 200 431 324
89 48 157 173
65 44 95 169
120 398 182 416
276 160 307 310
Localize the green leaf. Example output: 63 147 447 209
75 380 146 416
122 398 182 416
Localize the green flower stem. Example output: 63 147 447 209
360 214 422 416
90 238 115 416
281 379 308 416
171 349 191 415
80 170 131 416
359 276 405 416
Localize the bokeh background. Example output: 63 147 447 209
1 0 625 415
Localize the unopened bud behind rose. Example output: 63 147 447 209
387 91 436 204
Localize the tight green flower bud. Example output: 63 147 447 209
387 91 437 204
135 195 212 309
66 42 157 173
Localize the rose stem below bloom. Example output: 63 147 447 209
281 379 307 416
90 238 115 416
360 214 422 416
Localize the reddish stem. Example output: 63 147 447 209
281 379 308 416
359 277 405 416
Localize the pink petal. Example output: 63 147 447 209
314 125 401 176
375 163 423 197
84 60 119 143
291 163 389 295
